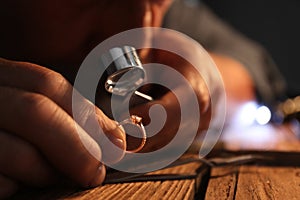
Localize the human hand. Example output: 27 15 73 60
127 31 255 153
126 54 211 152
0 58 126 198
124 31 216 153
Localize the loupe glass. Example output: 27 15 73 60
101 46 145 96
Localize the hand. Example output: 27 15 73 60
127 33 256 153
125 31 214 152
0 58 126 198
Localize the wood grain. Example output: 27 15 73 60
205 166 238 200
11 122 300 199
11 159 207 200
235 166 300 200
65 161 205 200
205 165 300 200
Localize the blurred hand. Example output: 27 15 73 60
0 58 126 198
126 31 255 153
126 31 213 152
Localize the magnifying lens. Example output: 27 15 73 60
101 46 153 101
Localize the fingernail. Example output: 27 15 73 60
95 108 126 163
103 121 126 151
101 126 127 164
108 122 126 145
88 164 106 188
95 108 126 144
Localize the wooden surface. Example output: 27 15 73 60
205 123 300 200
12 122 300 200
64 161 206 200
206 165 300 200
11 157 208 200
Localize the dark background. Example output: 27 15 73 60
203 0 300 98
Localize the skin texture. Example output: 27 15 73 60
0 0 254 198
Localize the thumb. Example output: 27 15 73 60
74 96 126 164
95 107 127 164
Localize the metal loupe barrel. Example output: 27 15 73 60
101 46 145 97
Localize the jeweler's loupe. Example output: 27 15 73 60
101 46 152 101
101 46 151 153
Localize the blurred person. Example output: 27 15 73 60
204 0 300 98
0 0 268 198
164 0 286 112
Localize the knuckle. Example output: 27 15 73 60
18 92 68 135
20 92 48 112
18 92 51 120
35 70 69 97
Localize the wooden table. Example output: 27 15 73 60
12 122 300 200
206 163 300 199
12 154 208 200
204 122 300 200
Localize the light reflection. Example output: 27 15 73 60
234 101 257 126
231 101 271 127
222 124 279 150
256 105 271 125
223 101 274 149
222 100 300 150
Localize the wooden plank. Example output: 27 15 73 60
11 158 207 200
235 166 300 200
205 166 239 200
65 161 204 200
205 165 300 200
204 122 300 199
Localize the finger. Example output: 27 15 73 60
150 32 213 113
0 174 18 199
0 59 126 165
0 58 126 145
0 130 57 186
0 58 82 116
0 58 75 114
129 86 211 152
0 86 107 187
154 49 210 112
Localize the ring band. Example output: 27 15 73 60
118 115 146 153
